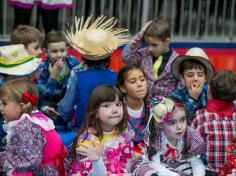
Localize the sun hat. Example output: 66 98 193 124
0 44 41 76
66 15 130 60
171 47 215 81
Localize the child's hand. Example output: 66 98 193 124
49 59 64 80
46 107 60 116
188 81 204 100
140 21 152 35
76 140 103 162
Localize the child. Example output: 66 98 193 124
68 85 135 175
116 65 149 154
132 97 206 176
11 25 42 57
122 18 182 100
0 78 67 175
192 70 236 173
36 31 79 119
171 47 215 124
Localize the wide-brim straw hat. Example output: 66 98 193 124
66 15 130 60
0 44 41 76
172 47 215 81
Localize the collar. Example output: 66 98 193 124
206 99 235 116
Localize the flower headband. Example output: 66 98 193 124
22 92 38 105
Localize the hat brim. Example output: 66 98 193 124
0 58 41 76
171 55 215 81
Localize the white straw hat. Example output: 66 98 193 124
0 44 41 76
66 15 130 60
172 47 215 81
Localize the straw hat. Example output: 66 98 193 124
172 47 215 81
0 44 41 76
66 15 130 60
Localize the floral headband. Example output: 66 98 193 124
22 92 38 105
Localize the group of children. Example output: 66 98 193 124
0 15 235 176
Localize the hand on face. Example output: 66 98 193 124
187 81 204 100
76 140 103 162
49 59 64 80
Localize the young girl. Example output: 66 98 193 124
0 78 67 175
68 85 135 175
132 97 206 176
116 65 149 154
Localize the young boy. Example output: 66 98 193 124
171 47 215 123
122 18 182 100
36 31 79 119
192 70 236 173
10 25 42 57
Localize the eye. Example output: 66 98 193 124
168 120 176 125
100 103 111 108
116 102 123 107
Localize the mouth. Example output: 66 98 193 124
176 132 184 136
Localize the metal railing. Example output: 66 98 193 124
1 0 236 41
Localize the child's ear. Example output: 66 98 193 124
180 75 185 85
164 37 171 45
19 103 25 111
207 85 212 101
119 86 126 94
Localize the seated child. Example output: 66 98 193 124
11 25 42 57
192 70 236 173
122 19 182 100
132 97 206 176
68 85 135 175
172 47 215 124
36 31 79 120
0 78 67 175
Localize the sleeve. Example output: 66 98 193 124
57 73 77 122
91 158 107 176
121 33 145 65
6 123 46 175
191 112 207 141
190 157 205 176
131 158 157 176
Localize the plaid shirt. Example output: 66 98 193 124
122 33 182 100
172 84 208 124
37 55 79 104
192 99 236 172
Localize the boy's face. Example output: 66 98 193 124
47 42 67 65
181 68 206 88
26 41 42 57
145 36 170 57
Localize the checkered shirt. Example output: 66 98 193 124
192 99 236 172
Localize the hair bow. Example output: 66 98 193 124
148 96 164 108
22 92 38 105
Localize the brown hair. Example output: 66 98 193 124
45 31 68 48
179 59 206 75
71 85 127 160
147 99 190 160
145 18 170 41
0 78 38 114
209 70 236 102
11 25 42 47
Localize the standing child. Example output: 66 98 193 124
116 65 149 154
0 78 67 175
132 97 205 176
122 18 182 100
11 25 42 57
192 70 236 173
68 85 135 175
171 47 215 124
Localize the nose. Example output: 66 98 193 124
176 122 183 130
137 80 143 87
37 48 42 55
111 104 118 113
148 46 153 53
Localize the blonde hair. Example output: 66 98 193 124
0 78 38 114
11 25 42 47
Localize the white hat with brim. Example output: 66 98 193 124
0 44 41 76
171 47 215 81
66 15 130 61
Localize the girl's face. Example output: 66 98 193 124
181 68 206 89
47 42 67 64
121 69 147 100
160 107 187 146
96 97 123 132
0 98 21 122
